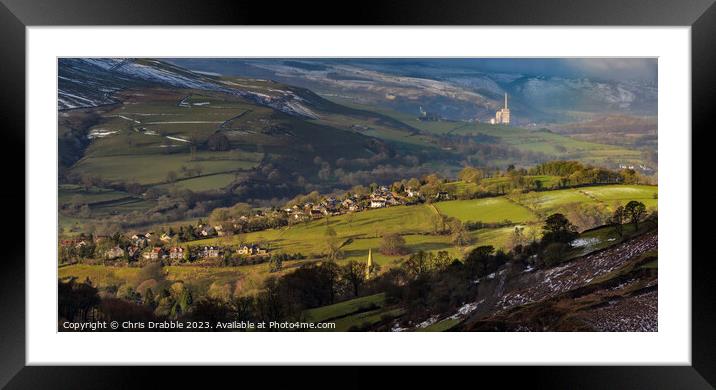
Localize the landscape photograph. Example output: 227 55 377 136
57 58 658 332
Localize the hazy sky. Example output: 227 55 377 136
169 58 657 84
458 58 657 82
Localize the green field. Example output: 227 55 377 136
303 292 404 332
187 202 524 267
172 184 655 280
331 307 405 331
156 173 238 191
58 185 131 206
435 197 536 223
418 318 461 332
449 125 643 165
72 151 260 186
304 293 386 323
579 185 658 208
513 185 658 215
324 98 646 166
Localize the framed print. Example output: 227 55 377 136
2 0 715 387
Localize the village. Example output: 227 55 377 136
60 228 274 266
58 184 438 266
283 185 434 222
58 159 649 268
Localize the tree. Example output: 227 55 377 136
137 261 165 284
380 233 409 256
78 204 91 218
188 297 231 326
431 212 448 235
268 256 283 273
543 242 568 267
624 201 647 230
341 260 367 297
80 174 97 191
449 220 472 248
433 251 452 271
406 177 421 190
458 166 483 183
175 287 193 315
166 170 178 183
324 227 343 260
525 224 540 243
58 278 101 323
464 245 499 278
142 288 156 309
403 251 434 279
207 133 231 151
541 213 578 244
610 205 626 237
509 226 526 250
209 207 231 227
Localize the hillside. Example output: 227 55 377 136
60 184 657 300
287 222 658 332
457 230 657 332
168 58 658 124
326 98 648 168
58 59 655 236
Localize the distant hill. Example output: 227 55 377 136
59 58 321 118
167 58 658 125
57 58 654 227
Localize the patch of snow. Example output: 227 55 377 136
87 129 119 139
449 300 484 320
165 135 190 143
417 316 439 329
115 115 141 124
391 323 407 332
571 237 600 248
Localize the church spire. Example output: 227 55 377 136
366 248 373 280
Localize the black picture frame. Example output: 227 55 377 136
2 0 713 387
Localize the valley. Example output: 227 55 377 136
57 58 658 332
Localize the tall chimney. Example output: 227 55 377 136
504 92 508 109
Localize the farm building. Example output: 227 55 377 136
370 198 386 208
168 247 185 260
105 246 124 260
142 247 165 261
237 244 269 257
198 246 222 258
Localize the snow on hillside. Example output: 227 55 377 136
514 76 655 110
57 59 320 118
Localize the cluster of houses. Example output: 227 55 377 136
60 184 454 263
284 186 429 221
618 163 653 172
105 242 269 262
59 230 269 263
